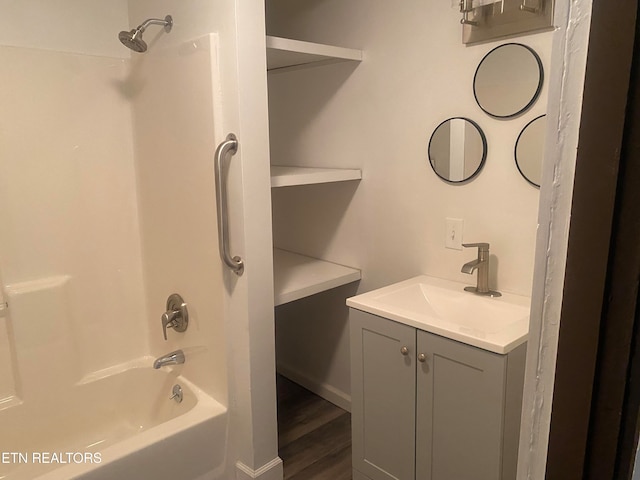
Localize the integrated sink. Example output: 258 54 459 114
346 275 530 354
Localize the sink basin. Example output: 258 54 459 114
346 275 530 354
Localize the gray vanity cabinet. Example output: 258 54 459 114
350 308 526 480
350 309 416 480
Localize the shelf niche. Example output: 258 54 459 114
266 36 363 72
270 166 362 188
273 249 361 306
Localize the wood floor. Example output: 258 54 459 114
277 375 352 480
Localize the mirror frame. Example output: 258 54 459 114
428 116 488 184
473 43 544 119
515 114 546 188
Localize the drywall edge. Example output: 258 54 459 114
516 0 593 478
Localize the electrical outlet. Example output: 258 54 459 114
445 218 464 250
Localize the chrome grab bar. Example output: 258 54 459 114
214 133 244 276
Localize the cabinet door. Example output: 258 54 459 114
350 309 416 480
416 331 506 480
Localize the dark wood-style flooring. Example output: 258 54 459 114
277 375 352 480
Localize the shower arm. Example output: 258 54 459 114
137 16 173 32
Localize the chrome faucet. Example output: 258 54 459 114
153 349 185 369
461 242 501 297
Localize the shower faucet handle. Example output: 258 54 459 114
161 311 178 341
161 294 188 341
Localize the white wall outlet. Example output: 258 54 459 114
445 218 464 250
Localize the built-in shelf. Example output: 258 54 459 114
273 249 361 306
270 166 362 187
266 36 363 72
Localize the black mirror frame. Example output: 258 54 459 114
473 43 544 120
514 114 546 188
428 116 488 184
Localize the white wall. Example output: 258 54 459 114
224 2 282 476
0 1 148 403
267 0 553 404
0 0 130 58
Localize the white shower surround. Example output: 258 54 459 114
0 1 281 479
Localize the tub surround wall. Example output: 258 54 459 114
0 2 280 479
1 1 281 479
267 0 553 405
0 0 130 58
129 32 228 404
0 11 148 402
5 277 78 403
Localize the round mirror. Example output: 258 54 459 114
515 114 546 187
428 117 487 183
474 43 543 119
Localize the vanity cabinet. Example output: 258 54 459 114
350 308 526 480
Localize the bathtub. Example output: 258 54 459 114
0 359 228 480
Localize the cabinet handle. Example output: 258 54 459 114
418 353 427 363
400 346 409 356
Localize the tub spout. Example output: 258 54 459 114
153 349 185 369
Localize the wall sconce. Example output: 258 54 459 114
519 0 540 13
459 0 478 26
458 0 504 26
457 0 553 45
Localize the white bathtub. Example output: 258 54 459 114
0 360 228 480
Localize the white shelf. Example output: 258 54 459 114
271 166 362 187
273 249 361 306
266 36 363 72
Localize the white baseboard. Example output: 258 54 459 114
235 458 283 480
277 362 351 412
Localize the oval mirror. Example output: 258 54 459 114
515 114 546 187
428 117 487 183
474 43 543 119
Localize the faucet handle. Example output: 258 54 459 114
161 294 189 341
462 242 490 251
161 311 178 341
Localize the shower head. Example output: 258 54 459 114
119 15 173 53
119 29 147 52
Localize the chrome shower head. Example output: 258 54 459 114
118 28 147 52
119 15 173 53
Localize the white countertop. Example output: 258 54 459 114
346 275 531 354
